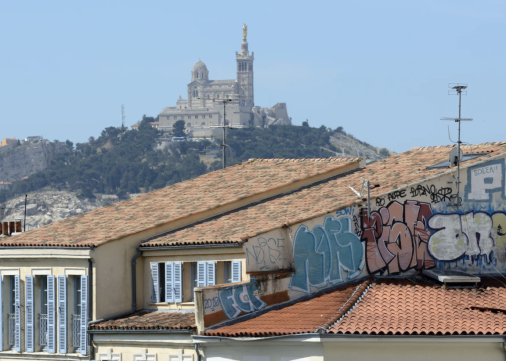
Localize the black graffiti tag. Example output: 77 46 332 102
409 184 453 204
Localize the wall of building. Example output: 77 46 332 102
323 340 504 361
201 155 506 328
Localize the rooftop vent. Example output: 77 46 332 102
422 269 480 286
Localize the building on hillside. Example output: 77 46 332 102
2 141 506 360
131 122 159 131
0 182 11 190
157 25 291 138
1 139 17 147
24 136 43 143
0 157 359 360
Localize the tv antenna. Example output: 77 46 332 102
441 84 473 207
121 104 126 129
197 97 242 169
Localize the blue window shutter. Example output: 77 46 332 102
173 262 182 303
79 275 88 355
165 262 173 303
25 275 34 352
58 275 67 354
197 262 206 288
14 275 21 352
47 275 56 353
231 261 242 283
206 262 215 286
151 263 159 303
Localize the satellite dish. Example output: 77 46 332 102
449 148 464 166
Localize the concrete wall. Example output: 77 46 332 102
202 154 506 328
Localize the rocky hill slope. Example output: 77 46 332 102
0 140 68 182
1 191 101 230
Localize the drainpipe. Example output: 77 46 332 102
87 248 143 359
88 258 93 361
195 343 201 361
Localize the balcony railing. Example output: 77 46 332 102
38 313 48 347
8 313 15 347
71 314 81 349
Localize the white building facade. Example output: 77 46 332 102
158 25 290 137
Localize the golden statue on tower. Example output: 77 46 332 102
243 23 247 40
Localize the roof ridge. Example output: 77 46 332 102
317 277 374 333
411 141 506 151
246 157 361 163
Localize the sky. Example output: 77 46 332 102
0 0 505 153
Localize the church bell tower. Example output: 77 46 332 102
236 24 254 109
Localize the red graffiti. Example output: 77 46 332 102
360 200 435 275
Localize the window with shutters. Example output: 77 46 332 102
150 262 181 304
39 276 49 350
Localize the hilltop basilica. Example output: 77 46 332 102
158 25 290 137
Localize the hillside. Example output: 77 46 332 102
0 119 393 215
0 140 69 182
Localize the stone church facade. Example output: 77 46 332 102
158 26 290 137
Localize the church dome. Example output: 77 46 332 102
192 60 209 81
192 60 208 72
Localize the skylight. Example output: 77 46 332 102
426 153 489 170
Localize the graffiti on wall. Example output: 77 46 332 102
360 200 435 275
465 159 505 202
428 211 506 262
218 282 267 319
245 237 287 271
289 216 363 293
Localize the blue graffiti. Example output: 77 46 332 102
335 205 356 217
245 237 286 270
219 282 267 319
289 216 363 293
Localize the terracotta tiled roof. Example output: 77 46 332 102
0 158 357 247
331 278 506 335
207 277 506 337
203 279 372 337
143 142 506 247
89 310 195 331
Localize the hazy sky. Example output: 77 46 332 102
1 1 505 153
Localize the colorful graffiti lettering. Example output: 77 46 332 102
428 211 506 262
465 159 505 202
245 237 286 270
289 216 363 293
219 282 267 319
360 200 435 275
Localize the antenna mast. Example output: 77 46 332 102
121 104 126 129
198 97 240 169
441 84 473 207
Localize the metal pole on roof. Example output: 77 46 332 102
198 97 241 169
24 194 27 232
441 84 473 207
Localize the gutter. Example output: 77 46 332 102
140 243 241 251
192 334 506 343
89 328 193 334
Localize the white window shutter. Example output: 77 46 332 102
165 262 174 303
14 275 21 352
58 275 67 354
197 262 206 288
79 275 88 356
150 263 159 303
47 275 56 354
231 261 242 283
206 262 215 286
173 262 182 303
25 275 34 352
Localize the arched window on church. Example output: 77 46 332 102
201 122 206 126
196 72 199 79
187 122 192 127
196 90 198 97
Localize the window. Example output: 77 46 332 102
151 262 182 303
224 261 242 283
189 262 215 301
195 115 198 119
187 122 192 127
188 116 191 119
209 114 212 118
201 122 206 126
